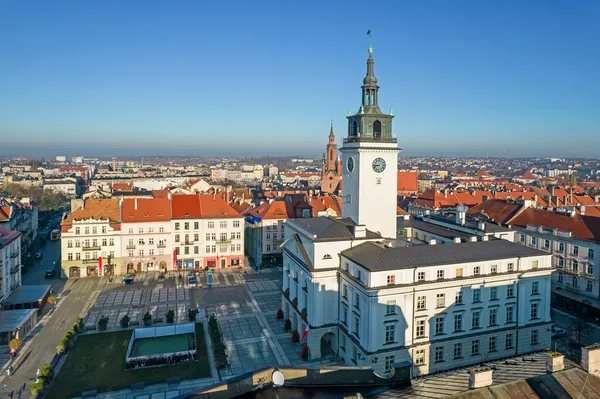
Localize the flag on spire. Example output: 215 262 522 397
367 29 372 38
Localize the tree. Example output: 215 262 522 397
187 309 198 322
9 338 22 352
30 379 44 397
98 315 109 331
165 309 175 323
39 363 54 381
571 319 589 347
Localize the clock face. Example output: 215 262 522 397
372 157 386 173
347 157 354 172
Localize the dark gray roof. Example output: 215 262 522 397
411 219 474 242
341 239 546 272
290 217 381 242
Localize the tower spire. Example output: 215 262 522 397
329 120 334 137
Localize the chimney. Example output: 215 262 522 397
482 235 489 241
582 345 600 376
581 205 586 216
403 214 410 221
353 225 367 238
454 237 461 243
469 236 478 242
456 205 467 226
478 221 486 231
134 198 138 210
429 239 436 245
546 352 565 373
70 198 84 212
468 367 493 389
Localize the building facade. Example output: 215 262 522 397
0 227 22 301
0 198 38 258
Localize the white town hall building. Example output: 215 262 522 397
280 43 553 377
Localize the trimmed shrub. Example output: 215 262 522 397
188 309 198 321
208 314 228 369
284 319 292 331
143 312 152 326
30 379 44 396
56 337 70 354
301 345 309 361
9 338 22 352
291 330 300 342
39 363 54 382
165 309 175 323
276 309 284 320
64 328 76 339
120 315 131 328
98 315 109 331
75 316 85 331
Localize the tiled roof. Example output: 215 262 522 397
467 199 525 224
63 199 121 225
397 206 408 215
122 198 171 223
308 196 341 217
0 226 21 246
198 194 242 219
112 183 133 191
290 217 380 242
522 172 537 179
397 171 418 192
0 206 11 222
510 207 600 242
413 190 478 209
171 194 202 219
249 201 292 220
342 239 545 272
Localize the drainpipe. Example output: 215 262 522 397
515 256 521 357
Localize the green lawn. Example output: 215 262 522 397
47 323 210 399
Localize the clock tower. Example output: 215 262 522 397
340 43 400 238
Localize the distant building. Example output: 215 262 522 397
71 156 84 164
55 156 66 162
320 124 342 194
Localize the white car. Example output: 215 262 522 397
552 326 566 339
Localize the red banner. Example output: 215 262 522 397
173 250 177 270
98 256 103 276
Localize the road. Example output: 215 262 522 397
550 307 600 363
0 239 103 398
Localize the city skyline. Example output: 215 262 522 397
1 0 599 158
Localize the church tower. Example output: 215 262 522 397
320 123 342 194
340 43 400 238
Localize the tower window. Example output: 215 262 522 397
373 120 382 141
352 121 358 137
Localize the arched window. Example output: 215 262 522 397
373 120 382 141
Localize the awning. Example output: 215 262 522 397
553 287 600 308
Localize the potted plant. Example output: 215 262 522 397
143 312 152 326
188 309 198 321
284 319 292 331
120 315 131 328
292 298 298 308
276 309 284 320
165 309 175 323
283 288 290 298
292 330 300 342
97 316 109 331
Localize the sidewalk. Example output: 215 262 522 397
77 376 217 399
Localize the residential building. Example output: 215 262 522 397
244 200 290 268
0 198 38 257
121 197 172 273
0 227 22 300
60 199 122 278
43 177 79 198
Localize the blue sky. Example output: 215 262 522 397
1 0 599 158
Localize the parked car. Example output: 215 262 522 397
34 252 43 260
45 269 56 278
552 325 566 339
123 276 134 284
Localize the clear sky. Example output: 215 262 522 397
1 0 599 158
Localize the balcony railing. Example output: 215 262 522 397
82 245 101 251
343 136 398 144
218 238 232 244
564 268 584 276
126 244 136 250
157 243 166 248
82 258 98 264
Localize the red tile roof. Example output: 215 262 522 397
198 194 242 219
413 190 477 209
467 199 525 224
112 182 133 191
63 199 121 225
122 198 171 223
397 206 408 215
171 195 202 219
521 172 537 179
397 171 418 193
510 208 600 242
308 196 341 217
0 226 21 246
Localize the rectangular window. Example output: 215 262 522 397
587 264 594 275
206 233 211 241
385 325 395 344
544 239 550 249
453 343 462 359
558 273 564 283
472 340 480 356
266 233 271 240
531 330 539 345
354 316 360 337
208 222 214 229
149 249 154 256
474 266 480 275
455 291 463 305
415 320 425 338
67 240 73 248
414 349 425 365
159 227 164 233
341 305 347 325
491 264 497 274
559 242 565 252
434 346 444 362
590 249 594 259
454 314 463 332
455 267 463 278
219 245 227 252
437 270 444 279
530 303 538 319
205 245 210 253
84 227 89 234
490 287 498 300
386 300 396 315
532 260 539 269
102 226 107 233
75 227 80 235
220 221 227 228
128 228 133 234
506 306 514 323
211 245 216 253
76 253 81 260
489 309 497 326
184 222 189 230
507 262 514 271
587 280 593 292
175 222 180 230
573 276 578 287
531 236 537 246
532 281 539 294
68 253 73 260
417 271 425 281
473 289 481 303
109 238 114 246
343 284 348 299
387 275 395 285
520 234 525 243
233 221 240 228
574 246 579 256
139 228 144 234
472 311 480 329
505 333 514 349
355 293 360 310
194 246 199 254
128 250 134 257
92 226 97 234
148 238 154 245
489 336 497 352
417 296 426 310
175 234 180 243
507 285 514 298
384 355 395 373
435 316 445 335
436 293 445 308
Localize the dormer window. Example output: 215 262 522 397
322 254 332 260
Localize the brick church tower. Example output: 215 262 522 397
320 123 342 194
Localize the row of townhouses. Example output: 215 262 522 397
59 193 245 278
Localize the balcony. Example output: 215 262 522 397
564 268 584 276
157 243 166 248
217 238 232 244
126 244 136 250
82 258 98 264
82 245 101 251
10 251 19 259
343 135 397 144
